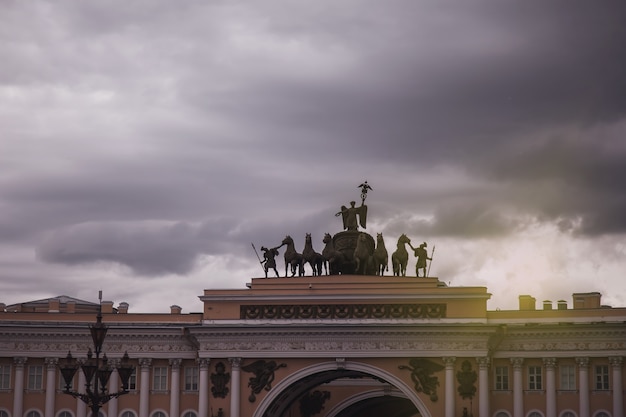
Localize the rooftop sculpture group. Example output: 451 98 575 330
253 181 434 278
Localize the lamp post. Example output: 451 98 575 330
59 297 135 415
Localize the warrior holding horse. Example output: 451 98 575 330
392 234 411 276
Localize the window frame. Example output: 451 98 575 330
494 366 509 390
28 365 44 390
528 366 543 391
152 366 168 391
559 364 576 391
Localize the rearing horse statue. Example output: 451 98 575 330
281 235 304 277
391 234 411 276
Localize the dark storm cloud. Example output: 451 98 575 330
1 0 626 313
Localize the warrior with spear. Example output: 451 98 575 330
251 243 281 278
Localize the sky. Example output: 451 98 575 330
1 1 626 313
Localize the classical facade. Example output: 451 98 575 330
0 276 624 417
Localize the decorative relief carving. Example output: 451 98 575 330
240 303 446 319
609 356 623 367
399 358 444 402
542 357 557 369
200 338 484 352
242 360 287 402
211 361 230 398
456 360 477 400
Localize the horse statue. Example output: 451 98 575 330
353 233 372 275
373 233 388 276
303 233 326 276
281 235 304 277
392 234 411 276
322 233 345 275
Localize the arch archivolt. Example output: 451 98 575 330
251 359 432 417
324 388 408 417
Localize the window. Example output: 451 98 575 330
560 412 576 417
151 412 167 417
121 411 137 417
28 365 44 390
495 412 510 417
184 366 198 391
0 365 10 389
559 365 576 390
528 412 543 417
153 367 168 391
495 366 509 390
595 365 609 390
593 413 610 417
26 411 42 417
128 368 137 390
1 410 10 417
57 411 73 417
528 366 542 390
182 412 197 417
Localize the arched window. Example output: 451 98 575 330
57 412 73 417
528 412 543 417
593 412 610 417
560 412 576 417
121 411 137 417
0 409 10 417
182 412 197 417
495 412 511 417
151 412 167 417
26 411 42 417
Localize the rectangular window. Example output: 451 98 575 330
129 368 137 390
595 365 609 390
528 366 542 390
184 366 199 391
559 365 576 390
0 365 10 389
153 366 168 391
28 365 44 390
495 366 509 390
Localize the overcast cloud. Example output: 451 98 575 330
1 1 625 313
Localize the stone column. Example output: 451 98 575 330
44 358 58 417
139 358 152 417
198 358 210 417
576 357 589 417
442 357 456 417
477 357 490 417
229 357 242 417
108 359 120 417
13 357 27 417
609 357 624 417
543 358 557 417
170 359 182 417
511 358 524 417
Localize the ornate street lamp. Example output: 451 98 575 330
59 296 135 414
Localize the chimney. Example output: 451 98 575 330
519 295 536 311
542 300 553 310
557 300 567 310
117 302 129 314
48 298 60 313
101 301 114 314
573 292 601 309
170 305 182 315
